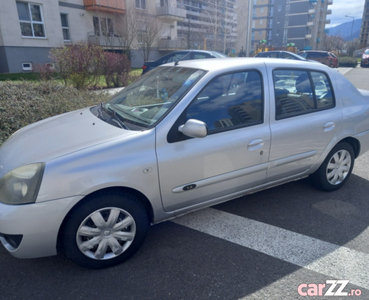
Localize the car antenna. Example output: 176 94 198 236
175 51 192 66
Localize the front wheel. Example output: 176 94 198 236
62 191 149 269
311 142 355 191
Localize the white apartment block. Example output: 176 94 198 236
0 0 247 73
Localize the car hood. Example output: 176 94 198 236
0 107 136 177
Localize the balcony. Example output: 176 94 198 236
158 38 184 50
87 32 122 48
156 5 186 22
325 19 331 24
84 0 125 14
307 22 314 27
305 34 312 39
308 9 315 14
327 0 333 5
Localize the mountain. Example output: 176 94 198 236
327 18 362 41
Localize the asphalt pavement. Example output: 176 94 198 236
0 66 369 300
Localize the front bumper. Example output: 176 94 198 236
0 196 83 259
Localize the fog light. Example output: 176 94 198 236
0 233 23 250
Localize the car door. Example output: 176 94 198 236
155 69 271 212
267 68 342 182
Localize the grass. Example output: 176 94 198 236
0 72 40 81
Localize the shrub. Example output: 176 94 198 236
0 81 109 145
50 42 106 89
338 57 358 68
104 52 131 88
33 63 56 81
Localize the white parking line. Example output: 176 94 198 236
172 208 369 290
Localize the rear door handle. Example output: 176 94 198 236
248 139 264 151
323 122 335 132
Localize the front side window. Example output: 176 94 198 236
60 13 70 41
185 71 263 133
274 69 334 120
16 2 45 37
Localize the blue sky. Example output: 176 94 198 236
328 0 365 27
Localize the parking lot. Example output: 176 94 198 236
0 66 368 300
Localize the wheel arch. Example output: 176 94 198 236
338 136 360 158
56 186 154 254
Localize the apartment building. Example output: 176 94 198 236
176 0 238 53
360 0 369 47
0 0 245 73
250 0 332 53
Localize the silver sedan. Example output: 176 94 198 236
1 58 369 268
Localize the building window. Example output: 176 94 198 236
136 0 146 9
93 16 114 36
260 7 264 13
60 13 70 41
16 2 45 37
278 5 282 12
260 19 263 25
22 62 33 71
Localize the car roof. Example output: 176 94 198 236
171 50 223 55
299 50 329 53
258 51 290 54
161 57 329 73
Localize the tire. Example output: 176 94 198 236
311 142 354 191
62 191 149 269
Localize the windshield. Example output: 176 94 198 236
104 66 206 129
365 49 369 55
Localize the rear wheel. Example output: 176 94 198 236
311 142 354 191
62 191 149 269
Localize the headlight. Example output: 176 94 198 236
0 163 45 205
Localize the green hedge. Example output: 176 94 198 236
0 81 109 145
0 72 40 81
338 57 358 68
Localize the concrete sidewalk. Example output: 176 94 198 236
336 67 353 76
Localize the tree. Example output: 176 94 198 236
346 38 361 57
136 13 163 62
184 19 206 50
113 3 138 62
201 0 236 53
322 35 345 53
50 42 105 90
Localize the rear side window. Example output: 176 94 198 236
273 69 334 120
192 53 210 59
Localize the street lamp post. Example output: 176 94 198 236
345 15 355 41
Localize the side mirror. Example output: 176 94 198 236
178 119 207 138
